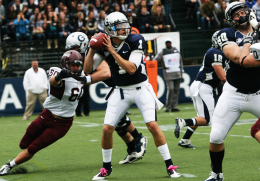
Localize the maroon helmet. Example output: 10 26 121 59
61 50 83 74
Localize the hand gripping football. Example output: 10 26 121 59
89 32 106 50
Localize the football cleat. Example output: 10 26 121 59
205 171 224 181
178 139 195 148
167 165 181 178
174 118 186 138
119 135 148 164
92 167 112 180
0 162 12 176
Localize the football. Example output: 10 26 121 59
89 32 107 50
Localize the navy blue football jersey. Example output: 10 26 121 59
96 34 147 86
217 28 260 93
196 47 227 89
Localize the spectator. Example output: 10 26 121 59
217 1 229 28
128 2 137 16
27 0 36 16
62 5 72 22
13 11 33 51
154 38 183 112
126 9 137 27
196 0 202 29
201 0 217 30
152 4 170 32
135 0 142 8
114 3 124 13
75 85 90 117
119 0 128 13
252 0 260 21
82 0 89 13
163 0 172 25
22 2 30 20
44 11 58 49
57 11 71 39
185 0 197 18
22 59 48 121
137 0 149 16
74 12 87 33
32 13 45 42
29 7 40 25
102 3 111 16
13 0 23 16
138 6 153 33
86 4 99 19
44 4 58 22
245 0 257 8
215 0 223 12
151 0 165 15
38 1 46 14
85 11 98 39
55 2 64 15
94 0 102 13
97 10 106 33
72 3 85 21
68 0 76 13
6 3 16 39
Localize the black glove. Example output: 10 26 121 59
55 69 72 82
243 32 256 45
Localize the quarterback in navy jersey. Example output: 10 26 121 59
174 31 227 149
84 12 180 180
205 2 260 181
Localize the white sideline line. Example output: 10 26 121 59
0 179 8 181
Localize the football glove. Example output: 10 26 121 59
73 75 92 84
243 32 256 45
55 69 72 82
249 10 259 31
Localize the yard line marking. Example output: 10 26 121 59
89 140 98 142
0 179 8 181
181 174 197 177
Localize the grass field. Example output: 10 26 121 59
0 103 259 181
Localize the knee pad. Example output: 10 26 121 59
116 130 127 137
115 115 131 132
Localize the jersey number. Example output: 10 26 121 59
68 86 83 102
217 32 228 48
213 54 223 63
138 40 143 49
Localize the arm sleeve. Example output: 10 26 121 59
93 53 105 70
154 51 163 63
129 50 144 68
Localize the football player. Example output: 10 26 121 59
84 12 181 180
174 31 227 148
0 50 90 176
205 2 260 181
66 32 148 164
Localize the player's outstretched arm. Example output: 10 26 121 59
90 61 111 83
213 65 226 84
84 47 96 74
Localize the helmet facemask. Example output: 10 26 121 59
66 60 83 75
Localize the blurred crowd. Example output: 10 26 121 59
0 0 172 51
185 0 260 30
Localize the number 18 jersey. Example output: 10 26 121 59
43 67 84 118
96 34 147 86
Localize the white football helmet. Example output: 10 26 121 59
104 12 131 40
65 32 89 54
225 2 250 28
212 30 220 49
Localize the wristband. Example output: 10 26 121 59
241 56 247 67
86 75 92 83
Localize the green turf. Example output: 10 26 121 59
0 103 259 181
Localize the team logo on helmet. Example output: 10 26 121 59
78 35 85 42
